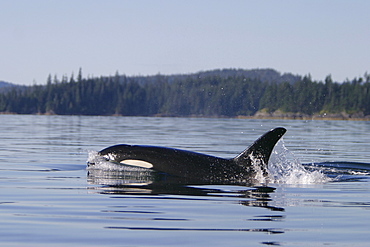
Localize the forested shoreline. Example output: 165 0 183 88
1 69 370 119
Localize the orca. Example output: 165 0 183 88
88 127 286 182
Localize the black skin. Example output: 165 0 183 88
90 127 286 182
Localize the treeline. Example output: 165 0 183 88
0 69 370 118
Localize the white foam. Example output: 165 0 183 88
248 153 269 183
268 140 331 184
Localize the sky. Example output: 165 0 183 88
1 0 369 85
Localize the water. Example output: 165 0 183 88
1 115 369 246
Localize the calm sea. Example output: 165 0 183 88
1 115 369 246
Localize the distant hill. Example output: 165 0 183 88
126 68 302 85
0 81 14 88
180 68 302 84
0 68 302 88
0 81 17 93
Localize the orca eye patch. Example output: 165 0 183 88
120 159 154 169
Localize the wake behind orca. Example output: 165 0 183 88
88 127 286 182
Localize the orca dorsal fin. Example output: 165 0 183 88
233 127 286 173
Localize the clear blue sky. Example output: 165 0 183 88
1 0 369 85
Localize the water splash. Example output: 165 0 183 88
268 140 331 184
248 154 269 183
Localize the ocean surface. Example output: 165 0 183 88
1 115 369 246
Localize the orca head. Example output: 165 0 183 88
96 144 154 169
86 145 129 166
98 144 130 162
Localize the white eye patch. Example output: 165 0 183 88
120 159 154 169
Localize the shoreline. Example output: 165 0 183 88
1 112 370 121
237 115 370 121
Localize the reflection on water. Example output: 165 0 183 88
87 167 285 212
105 226 285 235
87 167 286 237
